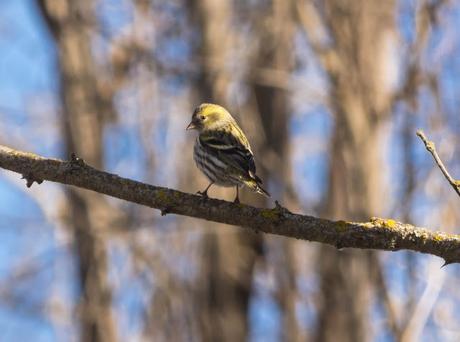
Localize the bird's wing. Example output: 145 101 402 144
199 131 260 182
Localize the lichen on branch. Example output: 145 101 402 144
0 144 460 265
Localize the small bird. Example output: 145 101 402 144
186 103 270 203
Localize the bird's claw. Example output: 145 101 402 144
196 190 209 198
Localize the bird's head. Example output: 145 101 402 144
186 103 234 132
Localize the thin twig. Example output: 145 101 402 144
416 130 460 198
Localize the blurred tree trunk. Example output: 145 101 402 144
189 0 300 339
315 1 397 341
188 1 262 341
247 0 300 340
37 1 117 341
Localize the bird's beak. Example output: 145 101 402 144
186 122 196 130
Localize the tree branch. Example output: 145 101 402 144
416 130 460 198
1 144 460 264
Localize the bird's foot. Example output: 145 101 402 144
197 190 209 198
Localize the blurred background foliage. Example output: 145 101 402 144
0 0 460 341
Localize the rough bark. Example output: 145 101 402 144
1 144 459 265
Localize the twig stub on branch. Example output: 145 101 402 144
0 144 460 264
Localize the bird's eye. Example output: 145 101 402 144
199 115 206 120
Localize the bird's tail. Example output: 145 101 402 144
244 179 270 197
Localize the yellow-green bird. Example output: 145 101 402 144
186 103 270 203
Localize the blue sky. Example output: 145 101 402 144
0 1 61 340
1 0 460 341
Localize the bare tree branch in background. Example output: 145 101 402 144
401 258 446 342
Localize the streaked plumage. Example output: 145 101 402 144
187 103 269 202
